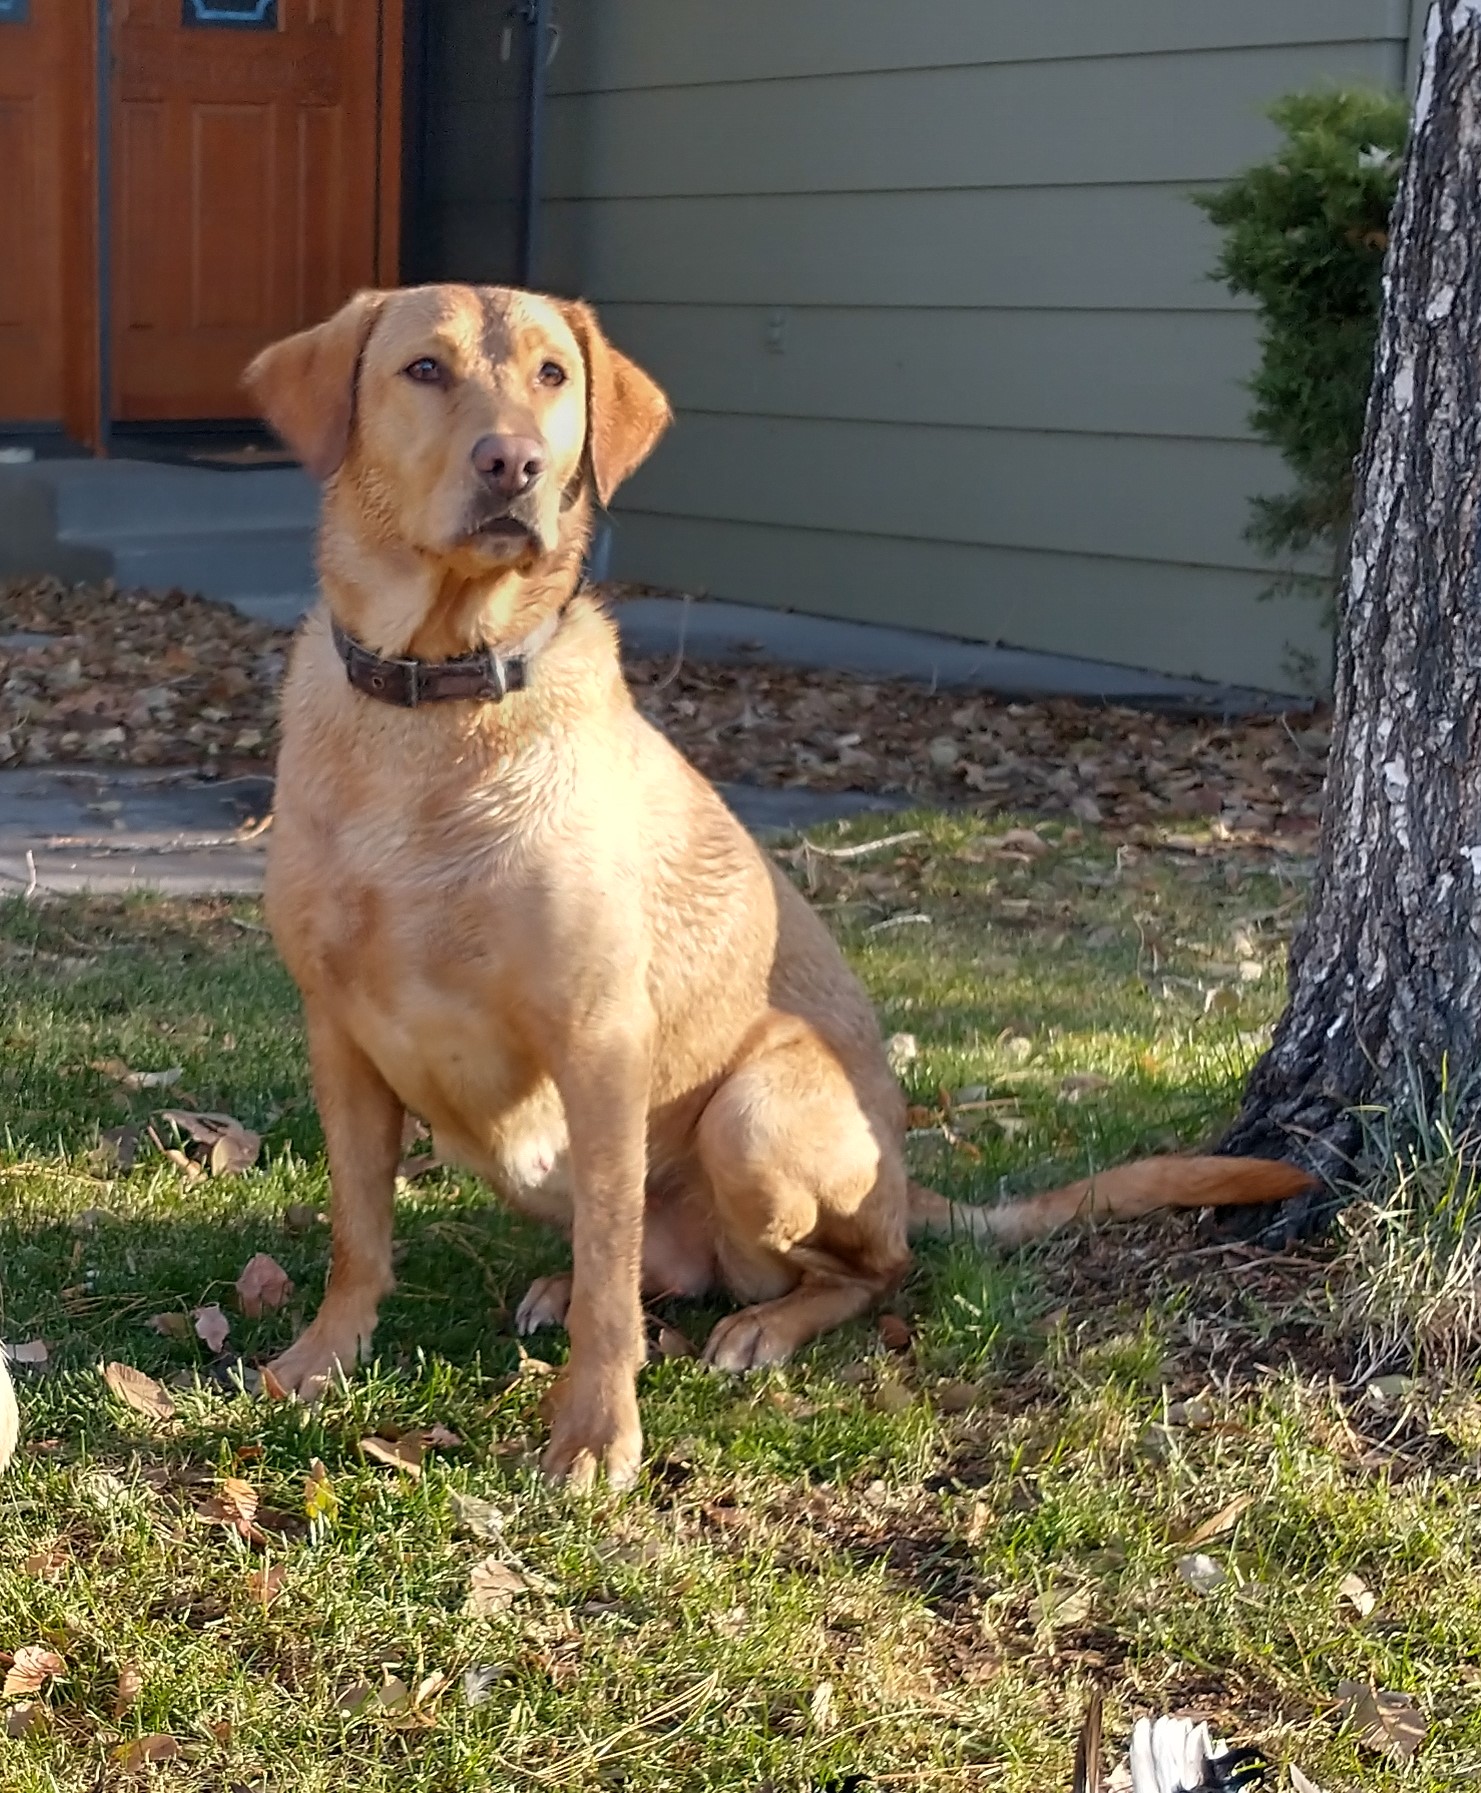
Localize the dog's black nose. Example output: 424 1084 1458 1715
471 433 545 498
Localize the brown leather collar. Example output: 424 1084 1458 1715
331 604 567 707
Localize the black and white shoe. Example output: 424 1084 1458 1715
1076 1693 1270 1793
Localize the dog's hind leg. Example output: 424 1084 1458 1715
694 1015 908 1371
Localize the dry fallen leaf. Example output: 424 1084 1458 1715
361 1432 426 1478
413 1670 451 1711
335 1680 374 1716
211 1131 259 1177
1335 1681 1426 1760
246 1562 286 1606
94 1058 183 1092
450 1491 505 1539
95 1126 140 1171
877 1313 914 1353
103 1361 175 1422
259 1363 290 1401
234 1252 293 1317
466 1556 533 1615
933 1379 981 1414
423 1422 462 1448
192 1303 231 1352
4 1645 65 1697
1028 1583 1093 1629
197 1475 262 1541
998 827 1050 857
113 1662 144 1717
1338 1571 1376 1618
23 1546 67 1581
159 1108 260 1176
871 1378 914 1415
376 1676 412 1713
147 1312 191 1342
5 1702 43 1738
115 1734 180 1771
1181 1493 1253 1548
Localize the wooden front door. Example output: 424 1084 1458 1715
110 0 392 423
0 1 71 423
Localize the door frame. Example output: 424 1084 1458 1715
70 0 405 454
398 0 551 291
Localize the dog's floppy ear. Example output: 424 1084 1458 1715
242 291 385 481
560 299 672 505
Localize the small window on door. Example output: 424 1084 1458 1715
0 0 31 22
182 0 279 26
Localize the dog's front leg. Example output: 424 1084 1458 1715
269 1005 404 1399
541 1016 652 1492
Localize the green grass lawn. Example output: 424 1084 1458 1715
0 814 1472 1791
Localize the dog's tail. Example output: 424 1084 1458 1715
0 1352 17 1475
908 1156 1318 1251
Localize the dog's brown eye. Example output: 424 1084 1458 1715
537 361 567 388
403 356 446 386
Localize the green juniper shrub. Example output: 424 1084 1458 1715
1197 88 1409 601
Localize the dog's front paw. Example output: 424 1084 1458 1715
265 1319 365 1401
540 1375 643 1493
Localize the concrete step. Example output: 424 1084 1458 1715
0 459 318 614
104 527 315 607
49 461 317 537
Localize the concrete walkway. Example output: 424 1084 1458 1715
0 767 899 898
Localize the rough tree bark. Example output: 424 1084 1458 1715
1219 0 1481 1236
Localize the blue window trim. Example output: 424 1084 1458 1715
0 0 31 24
183 0 278 25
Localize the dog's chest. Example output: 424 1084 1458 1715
267 774 549 1116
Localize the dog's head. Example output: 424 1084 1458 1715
243 284 670 571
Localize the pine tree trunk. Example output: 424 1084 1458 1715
1219 0 1481 1238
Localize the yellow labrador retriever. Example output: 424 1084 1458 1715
245 284 1314 1490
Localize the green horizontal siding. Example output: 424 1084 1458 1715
619 413 1301 572
542 187 1248 311
546 43 1400 197
606 513 1332 694
593 305 1264 439
550 0 1407 93
535 1 1407 687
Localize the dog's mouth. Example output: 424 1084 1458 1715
457 510 555 563
462 513 538 551
469 516 534 542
